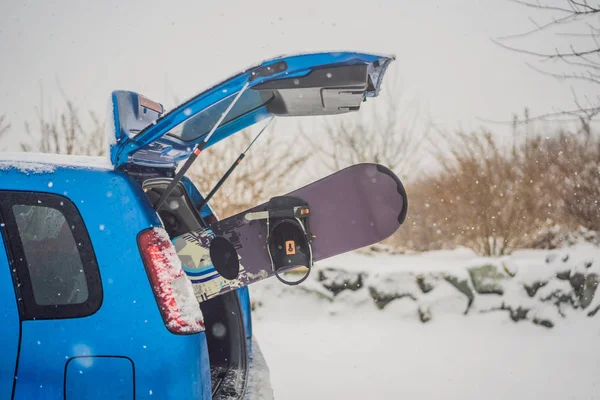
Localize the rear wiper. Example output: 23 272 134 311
153 81 250 211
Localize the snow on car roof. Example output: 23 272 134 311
0 152 113 174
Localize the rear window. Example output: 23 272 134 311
168 89 273 142
0 191 102 319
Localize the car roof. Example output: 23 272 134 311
0 152 113 174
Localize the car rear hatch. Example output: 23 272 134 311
108 51 394 169
110 51 395 399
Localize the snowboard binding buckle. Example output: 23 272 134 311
245 196 314 286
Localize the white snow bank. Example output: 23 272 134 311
0 152 112 173
252 244 600 400
251 244 600 327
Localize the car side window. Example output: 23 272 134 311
0 191 102 319
13 204 89 305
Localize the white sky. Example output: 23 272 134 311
0 0 596 151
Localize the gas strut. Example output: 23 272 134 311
153 81 250 211
197 117 274 213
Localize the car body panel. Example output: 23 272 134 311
0 161 211 400
65 357 134 399
0 229 19 399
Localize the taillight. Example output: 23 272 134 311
137 227 205 334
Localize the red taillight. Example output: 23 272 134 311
137 227 205 334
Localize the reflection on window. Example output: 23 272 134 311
13 205 89 305
169 90 273 142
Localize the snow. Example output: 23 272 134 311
243 337 275 400
255 316 599 400
105 96 117 150
252 245 600 399
0 152 112 173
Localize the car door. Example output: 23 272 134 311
0 191 105 399
0 216 20 399
108 51 394 169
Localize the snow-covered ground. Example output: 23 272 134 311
251 245 600 399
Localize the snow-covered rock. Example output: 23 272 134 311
251 244 600 328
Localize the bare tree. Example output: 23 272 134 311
302 88 429 180
496 0 600 120
0 115 10 139
187 126 309 218
21 100 106 156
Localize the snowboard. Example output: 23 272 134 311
174 163 407 302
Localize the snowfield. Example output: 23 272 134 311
251 245 600 399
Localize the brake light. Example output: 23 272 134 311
137 227 205 334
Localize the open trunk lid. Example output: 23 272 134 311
109 51 394 169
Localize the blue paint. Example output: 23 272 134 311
65 357 134 400
1 165 211 400
189 274 220 284
0 229 19 399
110 51 394 168
183 264 216 276
237 287 253 339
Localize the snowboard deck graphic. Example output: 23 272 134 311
174 163 407 302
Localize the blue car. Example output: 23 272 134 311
0 51 393 399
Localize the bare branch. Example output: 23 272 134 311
569 0 599 12
556 31 600 37
21 96 106 156
492 38 600 59
497 13 579 40
478 106 600 124
555 56 600 70
304 86 429 180
188 125 310 218
526 61 600 84
0 115 10 138
509 0 588 13
497 0 600 121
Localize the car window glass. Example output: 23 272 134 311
12 204 89 305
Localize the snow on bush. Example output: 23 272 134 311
251 244 600 328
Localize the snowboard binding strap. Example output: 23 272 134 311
245 196 314 286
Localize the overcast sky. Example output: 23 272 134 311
0 0 595 151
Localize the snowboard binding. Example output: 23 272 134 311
245 196 314 285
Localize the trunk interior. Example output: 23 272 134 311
141 178 248 399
